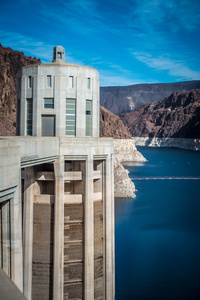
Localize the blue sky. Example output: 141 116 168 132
0 0 200 86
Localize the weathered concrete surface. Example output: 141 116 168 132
18 62 100 138
132 137 200 151
0 46 115 300
0 136 59 168
0 139 23 291
0 136 115 300
114 139 146 198
0 268 26 300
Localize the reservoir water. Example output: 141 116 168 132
115 147 200 300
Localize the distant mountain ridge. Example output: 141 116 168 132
100 81 200 114
119 89 200 139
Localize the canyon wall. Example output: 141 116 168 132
99 106 146 197
132 137 200 151
100 106 132 139
100 81 200 114
120 89 200 139
0 43 41 115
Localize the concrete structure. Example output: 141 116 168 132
17 52 99 138
0 47 115 300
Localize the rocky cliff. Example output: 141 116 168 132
113 139 146 198
120 89 200 139
100 105 132 138
0 43 41 115
132 137 200 151
100 106 147 197
100 81 200 114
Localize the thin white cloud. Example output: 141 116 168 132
32 0 119 37
133 52 200 81
128 0 200 33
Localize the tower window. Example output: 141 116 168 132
47 75 52 87
87 78 91 89
26 98 33 136
69 76 74 88
42 115 55 136
66 99 76 136
44 98 54 109
86 100 92 136
28 76 32 88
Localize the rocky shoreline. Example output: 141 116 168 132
132 137 200 151
114 139 146 198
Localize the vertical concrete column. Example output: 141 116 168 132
32 75 39 137
92 79 99 138
20 76 26 136
59 77 67 137
10 183 23 291
54 76 66 137
105 155 115 300
84 155 94 300
76 77 86 137
23 167 35 300
2 201 11 277
53 156 64 300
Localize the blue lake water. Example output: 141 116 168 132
115 147 200 300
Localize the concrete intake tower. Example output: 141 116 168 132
0 46 115 300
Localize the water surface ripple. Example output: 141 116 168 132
115 147 200 300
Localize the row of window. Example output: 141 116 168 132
27 76 91 89
26 98 92 136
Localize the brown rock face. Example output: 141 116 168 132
0 114 16 136
100 105 132 139
0 43 41 115
100 81 200 114
119 89 200 139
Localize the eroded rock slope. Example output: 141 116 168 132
0 43 40 115
100 105 132 138
120 89 200 139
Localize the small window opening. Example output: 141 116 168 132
44 98 54 109
28 76 32 88
87 78 91 89
66 99 76 136
69 76 74 88
47 75 52 87
58 52 62 59
26 98 33 136
86 100 92 136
